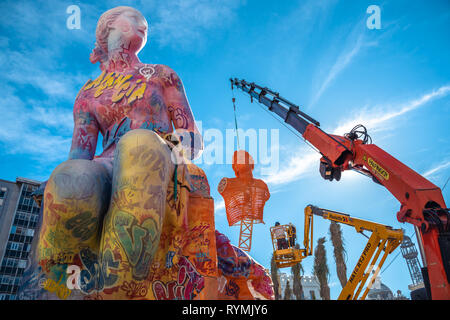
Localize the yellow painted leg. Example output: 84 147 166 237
99 129 174 299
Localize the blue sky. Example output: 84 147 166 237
0 0 449 299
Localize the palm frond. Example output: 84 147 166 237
284 280 292 300
270 252 281 300
313 237 330 300
291 261 304 300
329 221 348 288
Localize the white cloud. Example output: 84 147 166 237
311 34 364 107
0 1 93 165
148 0 244 49
422 160 450 179
261 85 450 187
263 149 319 186
215 199 226 212
310 19 378 108
0 86 72 161
331 85 450 135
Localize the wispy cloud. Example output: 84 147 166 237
214 199 226 213
422 160 450 179
0 0 244 169
331 85 450 135
310 19 378 108
0 1 87 164
263 150 319 186
0 85 72 161
261 85 450 186
311 34 364 107
148 0 244 49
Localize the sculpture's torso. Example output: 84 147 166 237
76 63 177 156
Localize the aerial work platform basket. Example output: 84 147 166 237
218 150 270 251
270 224 309 268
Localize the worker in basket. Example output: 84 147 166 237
273 222 288 250
288 222 297 248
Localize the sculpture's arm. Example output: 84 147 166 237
68 97 99 160
161 65 203 160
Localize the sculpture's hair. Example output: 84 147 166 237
90 6 145 65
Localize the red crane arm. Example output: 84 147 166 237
231 78 450 300
304 123 449 300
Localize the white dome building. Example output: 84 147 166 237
366 276 394 300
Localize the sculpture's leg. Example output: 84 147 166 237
99 129 174 299
37 159 111 299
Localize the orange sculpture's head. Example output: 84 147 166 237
232 150 254 177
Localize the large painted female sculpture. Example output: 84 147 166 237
17 6 273 300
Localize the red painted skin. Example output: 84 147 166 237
71 63 197 160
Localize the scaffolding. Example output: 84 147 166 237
400 235 424 290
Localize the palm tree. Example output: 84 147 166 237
313 237 330 300
329 221 348 288
291 244 304 300
270 252 281 300
284 280 292 300
394 290 408 300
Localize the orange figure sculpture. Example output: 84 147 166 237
218 150 270 251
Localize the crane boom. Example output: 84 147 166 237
270 205 403 299
231 78 450 299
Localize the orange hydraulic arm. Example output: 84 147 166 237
231 78 450 299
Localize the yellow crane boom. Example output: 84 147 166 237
270 205 404 300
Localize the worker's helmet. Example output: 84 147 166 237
275 222 280 226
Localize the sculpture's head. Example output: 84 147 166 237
232 150 254 177
90 6 148 66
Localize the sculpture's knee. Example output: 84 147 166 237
116 129 173 178
118 129 169 156
48 159 111 206
43 160 111 244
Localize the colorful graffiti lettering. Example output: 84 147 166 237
113 210 158 280
65 211 98 241
152 257 204 300
83 71 147 105
78 247 120 294
42 274 72 300
225 279 240 299
120 280 148 298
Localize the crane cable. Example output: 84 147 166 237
380 229 416 275
233 88 322 157
231 86 241 150
442 175 450 191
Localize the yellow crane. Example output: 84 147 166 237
270 205 404 300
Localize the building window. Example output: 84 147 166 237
0 182 40 301
0 187 6 199
18 260 26 269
